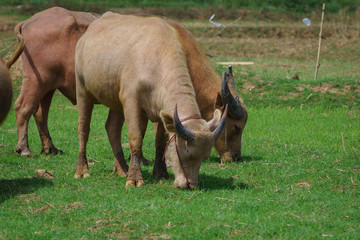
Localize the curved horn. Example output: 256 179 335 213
173 104 196 143
227 65 238 95
213 104 228 141
221 71 244 119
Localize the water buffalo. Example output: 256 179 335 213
74 13 228 189
0 33 25 125
160 19 247 164
13 7 247 166
13 7 98 156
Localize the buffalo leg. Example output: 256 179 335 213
123 105 148 187
105 109 128 177
152 122 170 180
74 88 94 178
14 81 41 157
33 89 63 155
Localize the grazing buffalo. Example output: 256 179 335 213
0 34 25 125
13 7 98 156
13 7 247 167
74 13 228 189
160 19 247 164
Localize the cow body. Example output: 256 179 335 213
0 34 25 125
165 19 248 163
14 7 247 165
75 13 226 189
0 60 13 125
14 7 97 156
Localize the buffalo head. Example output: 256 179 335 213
160 104 228 189
214 66 248 163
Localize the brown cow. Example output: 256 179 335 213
13 7 98 156
0 33 25 125
165 19 247 163
74 13 228 189
98 14 248 178
14 8 247 166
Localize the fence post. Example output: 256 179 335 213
314 3 326 80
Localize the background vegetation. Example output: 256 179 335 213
0 1 359 239
1 0 360 14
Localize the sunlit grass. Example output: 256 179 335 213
1 10 359 239
1 86 359 238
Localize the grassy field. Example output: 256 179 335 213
2 0 360 14
0 7 359 239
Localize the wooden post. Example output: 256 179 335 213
314 3 326 80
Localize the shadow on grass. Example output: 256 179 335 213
0 177 54 203
205 154 262 163
239 155 263 162
141 169 251 191
199 173 251 190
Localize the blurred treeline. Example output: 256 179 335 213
2 0 360 13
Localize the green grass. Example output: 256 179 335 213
1 89 359 239
1 11 360 239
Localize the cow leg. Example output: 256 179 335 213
14 86 41 157
124 107 148 187
74 89 94 179
105 109 128 177
33 89 63 155
152 122 170 180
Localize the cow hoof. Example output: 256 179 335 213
220 152 233 164
42 147 64 155
136 180 145 187
74 172 90 178
126 179 145 187
21 151 34 157
126 180 136 187
16 148 34 157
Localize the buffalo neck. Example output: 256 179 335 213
161 73 201 120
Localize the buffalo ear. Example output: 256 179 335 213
160 110 175 133
207 108 222 132
215 92 224 109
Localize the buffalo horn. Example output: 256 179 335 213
221 71 244 119
213 104 228 141
227 65 239 95
173 104 196 143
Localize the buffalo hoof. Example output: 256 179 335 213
41 146 64 155
74 172 90 179
126 179 145 187
74 161 90 179
220 152 234 164
15 147 34 157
